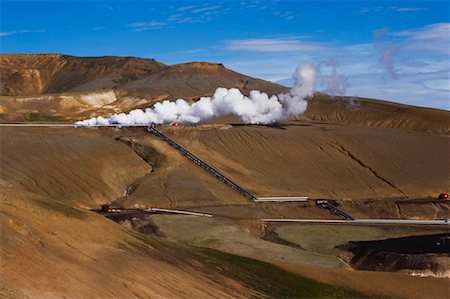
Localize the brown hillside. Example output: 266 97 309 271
122 123 449 205
0 54 450 134
117 61 287 99
304 94 450 135
0 54 165 96
3 125 448 210
0 54 448 135
1 123 449 298
2 54 450 298
1 132 372 298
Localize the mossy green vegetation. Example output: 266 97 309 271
200 238 221 246
28 112 60 122
32 199 86 219
113 73 142 84
199 248 367 299
129 231 368 298
116 241 129 249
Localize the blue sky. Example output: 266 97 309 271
1 0 449 109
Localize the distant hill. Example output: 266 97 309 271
0 54 285 97
0 54 448 134
0 54 166 95
117 61 287 99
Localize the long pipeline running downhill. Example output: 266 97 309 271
147 126 258 202
316 200 355 221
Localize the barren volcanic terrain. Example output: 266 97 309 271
1 54 449 298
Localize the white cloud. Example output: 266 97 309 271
424 79 450 91
358 6 426 14
128 21 166 31
157 22 448 109
167 3 230 24
346 71 449 110
393 23 450 55
0 29 45 37
167 14 202 24
177 5 196 12
395 7 425 12
224 38 328 53
216 23 449 109
191 5 222 13
273 11 295 20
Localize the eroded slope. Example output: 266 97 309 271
155 123 449 201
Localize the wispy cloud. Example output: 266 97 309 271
177 5 196 12
167 14 202 24
347 71 449 109
224 38 327 53
215 23 449 109
0 29 45 37
238 0 270 11
392 23 450 55
133 4 226 30
359 6 426 14
395 7 425 12
191 5 222 13
272 11 295 21
128 21 166 31
168 3 229 24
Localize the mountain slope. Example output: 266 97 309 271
0 54 165 96
0 54 448 135
304 95 450 135
117 61 287 99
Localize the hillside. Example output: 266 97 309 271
1 53 450 298
118 61 287 99
4 189 372 298
1 54 448 134
1 125 449 298
0 54 165 95
304 95 450 135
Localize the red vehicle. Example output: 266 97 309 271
438 193 449 200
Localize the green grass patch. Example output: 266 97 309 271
113 73 142 84
198 248 367 299
33 199 86 219
128 231 369 298
116 241 129 249
200 238 221 246
128 230 185 252
28 112 60 122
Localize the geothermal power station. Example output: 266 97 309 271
1 53 449 299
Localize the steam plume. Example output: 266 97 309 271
75 62 316 126
318 58 348 96
374 27 399 80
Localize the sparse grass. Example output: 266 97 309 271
113 73 141 84
200 238 221 246
198 248 368 299
32 199 86 219
28 112 60 122
116 241 129 249
128 231 367 298
275 224 450 256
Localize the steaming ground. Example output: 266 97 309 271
75 63 315 126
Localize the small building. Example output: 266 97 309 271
101 204 110 213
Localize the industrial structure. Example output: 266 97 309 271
148 126 259 201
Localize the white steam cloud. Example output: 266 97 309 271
318 58 349 96
75 62 316 126
374 27 399 80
